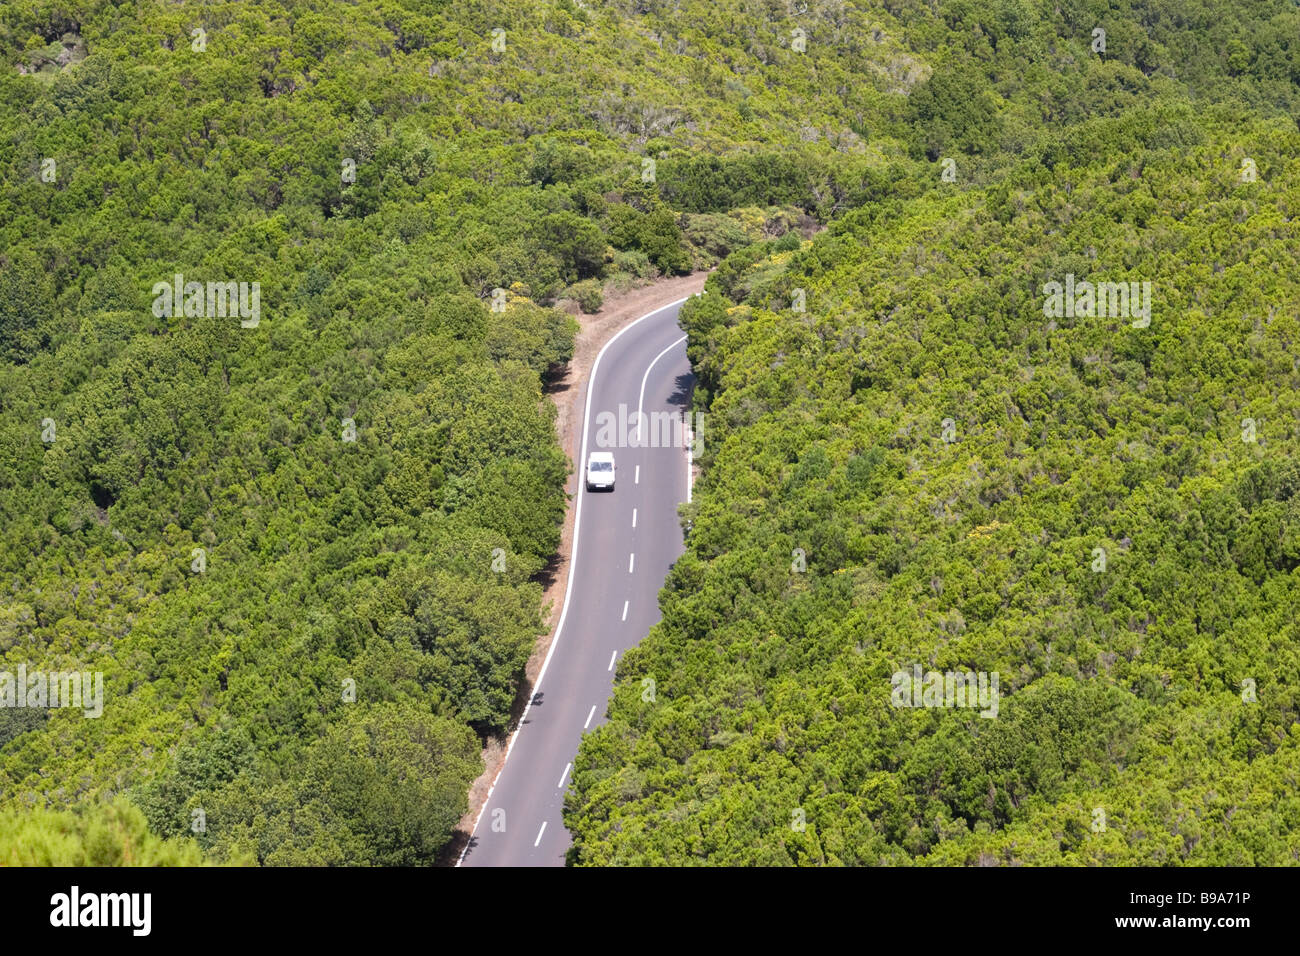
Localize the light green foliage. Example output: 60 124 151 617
0 0 919 866
0 798 214 866
4 0 1300 866
567 4 1300 865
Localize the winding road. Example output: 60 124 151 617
458 297 694 867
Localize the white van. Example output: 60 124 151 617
585 451 616 491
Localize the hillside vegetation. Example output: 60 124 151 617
565 2 1300 864
3 0 1299 865
0 0 928 863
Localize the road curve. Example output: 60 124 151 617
458 298 694 866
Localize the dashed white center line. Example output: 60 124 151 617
608 650 618 671
628 553 635 573
635 465 640 484
584 705 596 729
622 600 629 621
557 763 571 789
632 508 637 528
534 821 547 847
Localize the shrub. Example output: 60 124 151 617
566 278 604 314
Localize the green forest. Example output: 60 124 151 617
3 0 1300 865
564 3 1300 864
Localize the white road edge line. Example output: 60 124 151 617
637 334 689 442
687 404 694 505
687 293 702 502
584 705 597 729
456 296 690 867
534 821 547 847
608 650 618 671
557 763 571 789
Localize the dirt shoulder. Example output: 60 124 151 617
448 271 709 860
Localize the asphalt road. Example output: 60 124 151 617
458 298 694 867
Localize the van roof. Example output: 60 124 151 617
588 451 615 462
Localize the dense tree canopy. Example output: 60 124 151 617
565 4 1300 865
3 0 1300 865
0 0 895 865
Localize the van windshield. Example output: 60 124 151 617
590 461 612 472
